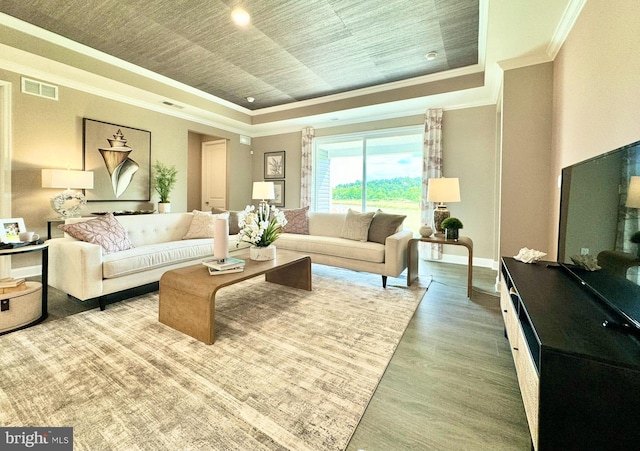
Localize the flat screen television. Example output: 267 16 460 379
558 140 640 333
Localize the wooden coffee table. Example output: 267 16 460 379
158 249 311 344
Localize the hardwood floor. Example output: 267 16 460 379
346 260 531 451
39 259 531 450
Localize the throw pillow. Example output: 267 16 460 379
368 210 406 244
211 208 240 234
282 206 310 234
183 210 229 239
59 213 134 255
340 209 375 241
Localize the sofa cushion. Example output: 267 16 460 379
368 210 406 244
211 208 240 234
103 239 214 278
183 210 229 239
276 233 385 263
59 213 134 255
282 206 309 234
340 209 375 241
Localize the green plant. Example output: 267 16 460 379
152 161 178 203
631 231 640 243
441 217 463 230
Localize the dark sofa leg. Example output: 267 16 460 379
382 275 387 288
99 297 106 311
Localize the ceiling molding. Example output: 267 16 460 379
546 0 587 59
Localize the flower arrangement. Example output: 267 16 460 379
237 204 287 247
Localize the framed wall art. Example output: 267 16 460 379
83 118 151 201
264 151 285 179
0 218 26 243
272 180 285 207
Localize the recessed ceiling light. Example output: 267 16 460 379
246 96 255 103
425 51 438 61
232 7 251 26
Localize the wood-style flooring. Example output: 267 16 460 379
346 260 531 451
39 259 531 450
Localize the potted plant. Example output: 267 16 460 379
237 204 288 260
441 217 463 241
153 161 178 213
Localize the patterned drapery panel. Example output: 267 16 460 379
421 108 444 259
300 127 315 208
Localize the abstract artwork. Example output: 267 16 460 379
83 118 151 201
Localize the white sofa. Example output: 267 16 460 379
47 212 246 310
47 210 412 310
275 211 412 288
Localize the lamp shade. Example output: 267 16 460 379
626 176 640 208
42 169 94 189
252 181 275 200
427 177 461 203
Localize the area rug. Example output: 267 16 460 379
0 265 427 450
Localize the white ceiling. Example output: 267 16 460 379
0 0 584 137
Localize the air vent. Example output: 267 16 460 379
161 100 185 109
21 77 58 100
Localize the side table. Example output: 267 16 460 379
0 242 49 334
407 235 473 297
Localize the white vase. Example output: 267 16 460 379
250 245 276 261
158 202 171 214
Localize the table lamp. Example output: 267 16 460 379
42 169 94 218
427 177 461 235
626 176 640 208
252 181 275 218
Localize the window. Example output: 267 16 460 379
313 127 422 232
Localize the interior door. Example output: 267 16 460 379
201 139 227 211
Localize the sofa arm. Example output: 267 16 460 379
384 229 413 277
47 237 104 300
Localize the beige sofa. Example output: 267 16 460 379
275 211 412 288
47 212 246 309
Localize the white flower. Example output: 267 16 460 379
237 204 288 247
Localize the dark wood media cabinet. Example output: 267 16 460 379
500 257 640 450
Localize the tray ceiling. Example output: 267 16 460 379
0 0 479 110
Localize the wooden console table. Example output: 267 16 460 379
407 235 473 297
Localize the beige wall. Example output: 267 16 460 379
2 68 248 269
500 62 554 258
549 0 640 257
251 108 498 263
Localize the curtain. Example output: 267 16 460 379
300 127 315 208
421 108 444 259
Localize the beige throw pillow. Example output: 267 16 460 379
59 213 134 254
183 210 229 239
340 209 375 241
368 210 406 244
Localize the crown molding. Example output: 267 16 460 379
546 0 587 59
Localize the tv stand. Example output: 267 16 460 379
500 257 640 450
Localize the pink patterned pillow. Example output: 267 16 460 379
282 206 309 234
59 213 134 254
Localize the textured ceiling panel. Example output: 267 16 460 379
1 0 479 110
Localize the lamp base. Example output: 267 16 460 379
51 189 87 219
433 205 450 236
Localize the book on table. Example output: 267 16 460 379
202 257 245 271
0 277 25 288
206 266 244 276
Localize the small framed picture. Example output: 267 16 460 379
0 218 26 243
264 151 285 179
272 180 285 207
